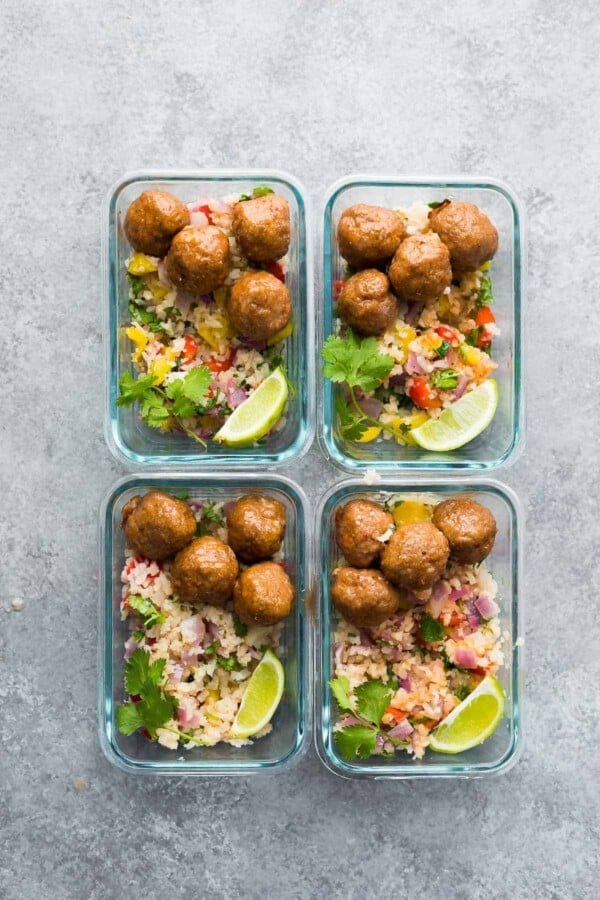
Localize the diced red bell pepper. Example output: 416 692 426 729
385 706 407 721
435 325 460 347
198 204 213 224
333 279 346 299
205 348 235 374
267 261 286 283
181 335 199 365
409 376 442 409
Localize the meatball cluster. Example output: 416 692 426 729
121 490 294 625
335 199 498 334
331 495 497 627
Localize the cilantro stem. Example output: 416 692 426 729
161 725 208 746
153 386 208 448
347 387 406 442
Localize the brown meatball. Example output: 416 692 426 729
234 562 294 626
232 194 290 263
124 190 191 257
226 270 291 340
331 567 400 628
122 491 196 561
335 499 394 568
171 537 238 607
381 522 449 591
429 201 499 275
388 233 452 302
337 204 406 268
226 494 286 562
337 270 398 335
432 498 497 564
165 225 230 295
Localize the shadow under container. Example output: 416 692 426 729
319 176 524 472
104 170 314 467
315 479 523 779
99 473 311 775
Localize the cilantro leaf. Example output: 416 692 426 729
203 640 219 658
323 330 393 392
162 306 181 319
171 491 190 500
420 614 445 643
335 393 370 441
431 368 460 390
181 366 212 405
329 676 353 713
128 595 166 630
144 403 171 429
147 657 167 685
354 680 393 726
253 186 274 197
233 616 248 637
455 684 471 702
117 371 158 407
202 500 225 525
128 274 145 299
427 200 444 209
216 655 243 672
475 275 493 309
136 681 178 736
466 327 482 347
116 701 144 735
434 339 451 359
334 724 378 760
128 299 166 332
124 648 153 695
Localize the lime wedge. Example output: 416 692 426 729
214 367 288 447
429 675 504 754
230 649 285 738
411 380 498 452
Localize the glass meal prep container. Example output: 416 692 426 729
104 170 314 467
99 473 311 775
315 478 523 779
318 176 525 472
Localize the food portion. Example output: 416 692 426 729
117 186 293 449
329 493 505 760
116 490 294 749
323 198 500 452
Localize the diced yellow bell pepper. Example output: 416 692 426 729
145 274 170 301
148 357 173 385
207 689 220 704
197 315 234 352
459 343 482 367
420 332 443 353
159 416 175 432
436 295 451 318
127 253 158 276
356 425 382 443
267 320 293 346
480 261 491 272
393 324 417 362
125 326 149 362
397 411 429 446
213 286 228 309
393 500 432 527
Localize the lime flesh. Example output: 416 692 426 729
214 367 288 447
411 380 498 452
230 649 285 738
429 675 505 754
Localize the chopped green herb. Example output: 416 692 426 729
203 640 219 657
431 369 460 390
162 306 181 319
252 186 274 197
420 614 445 643
132 630 145 643
466 327 482 347
216 655 243 672
128 595 166 630
427 200 444 209
128 273 145 298
434 340 451 359
475 275 493 309
128 299 166 332
116 649 177 738
233 616 248 638
455 684 471 702
171 491 190 501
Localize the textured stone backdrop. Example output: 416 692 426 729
1 1 598 898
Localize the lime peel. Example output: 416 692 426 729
429 675 504 754
411 380 498 452
214 367 288 447
230 649 285 738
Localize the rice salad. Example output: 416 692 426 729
121 190 290 445
330 493 505 760
120 500 283 750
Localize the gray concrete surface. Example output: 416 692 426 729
1 1 599 897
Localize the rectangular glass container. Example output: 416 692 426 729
99 473 311 775
104 170 314 467
315 478 523 779
318 176 524 471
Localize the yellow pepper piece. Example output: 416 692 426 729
213 286 228 309
197 315 234 352
267 320 293 346
148 357 173 385
459 343 482 367
145 274 170 301
436 295 451 318
393 500 432 527
356 425 382 443
159 415 175 432
127 253 158 276
480 261 491 272
393 323 417 361
125 326 149 362
420 332 443 353
396 411 429 446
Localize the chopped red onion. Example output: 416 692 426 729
334 643 344 667
375 732 386 752
188 500 204 512
168 664 184 683
339 715 361 727
400 677 412 692
240 335 268 351
207 621 220 642
389 372 407 388
222 500 236 516
173 292 195 320
467 615 481 629
248 646 262 660
449 587 469 602
380 630 393 641
453 375 469 400
157 259 171 287
405 351 424 376
474 594 500 620
180 615 206 645
124 634 143 660
405 301 424 324
389 719 413 740
454 647 478 669
226 380 249 409
181 646 202 666
356 396 383 420
189 210 209 228
428 580 450 618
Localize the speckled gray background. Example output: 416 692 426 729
1 1 599 897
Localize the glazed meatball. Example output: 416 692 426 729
226 270 292 340
124 190 191 257
432 498 497 564
122 491 196 561
337 270 399 335
171 537 238 607
234 562 294 626
165 225 230 295
337 204 406 268
428 201 499 275
226 494 286 562
388 233 452 302
380 522 449 591
232 194 290 263
331 567 400 628
335 499 394 568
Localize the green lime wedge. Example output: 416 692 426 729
429 675 504 754
230 649 285 738
411 380 498 452
214 367 288 447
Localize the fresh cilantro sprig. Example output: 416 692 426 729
117 366 213 447
329 676 397 760
475 275 493 309
128 595 166 630
323 329 408 443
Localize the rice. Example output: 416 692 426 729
331 496 505 760
120 501 282 750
